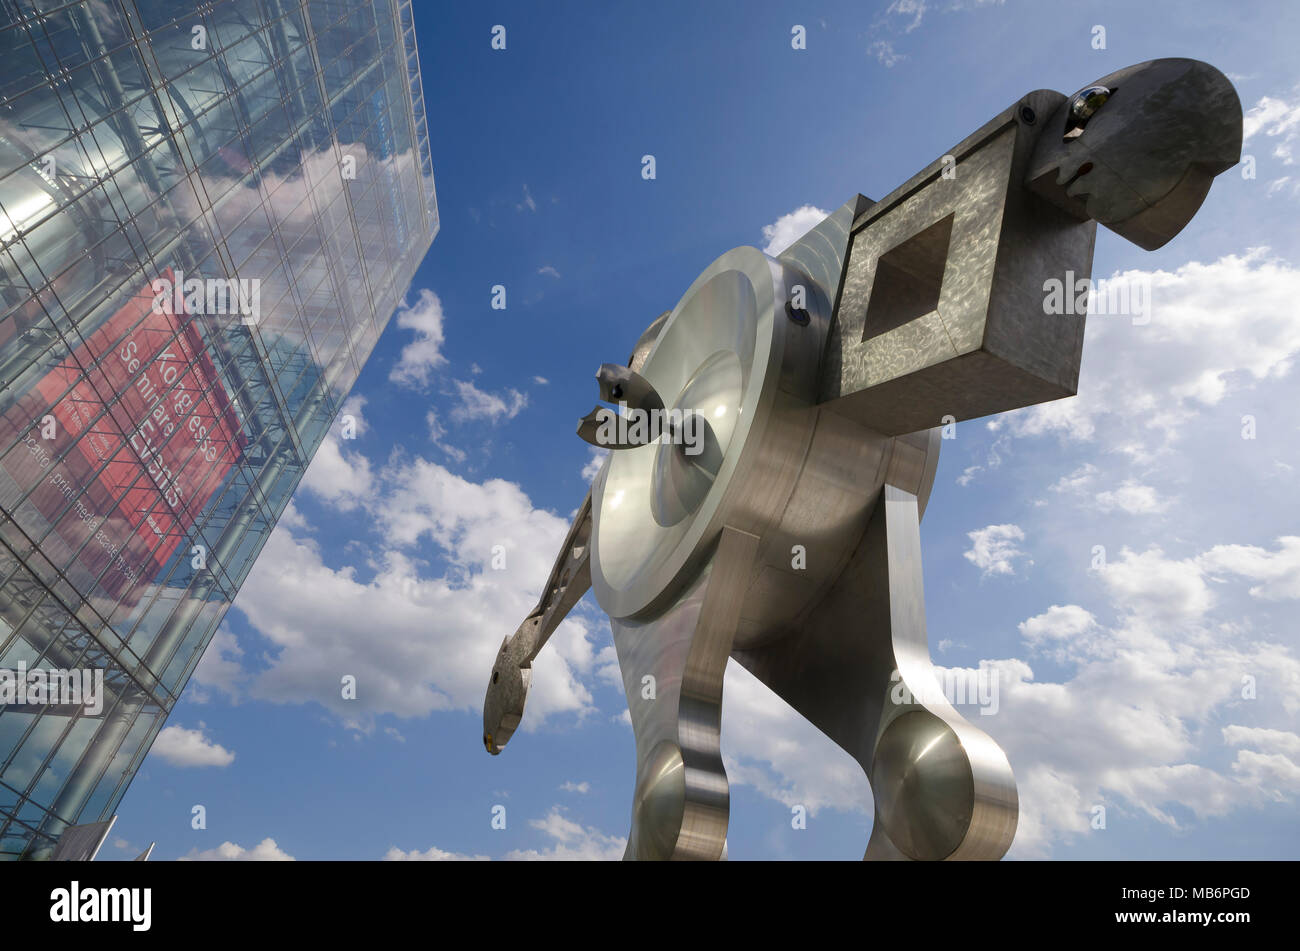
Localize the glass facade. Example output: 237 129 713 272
0 0 437 858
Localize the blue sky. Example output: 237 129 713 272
109 0 1300 860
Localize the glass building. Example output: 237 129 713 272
0 0 437 858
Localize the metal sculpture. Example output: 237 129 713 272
482 59 1242 860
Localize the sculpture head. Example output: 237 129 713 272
1026 58 1242 250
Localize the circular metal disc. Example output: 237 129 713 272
590 246 788 619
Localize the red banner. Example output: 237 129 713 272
0 270 245 605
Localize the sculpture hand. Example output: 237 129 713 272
483 621 537 755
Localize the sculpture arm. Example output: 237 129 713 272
482 491 592 754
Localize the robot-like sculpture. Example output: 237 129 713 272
482 60 1242 860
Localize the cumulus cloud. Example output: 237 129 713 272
760 205 829 256
339 394 368 436
1222 726 1300 757
426 409 468 463
450 379 527 423
980 540 1300 856
190 627 245 701
298 430 374 511
180 838 294 861
1018 605 1102 664
233 455 599 730
1094 480 1170 515
1198 536 1300 601
1051 463 1098 494
964 524 1028 577
148 723 235 768
389 289 448 388
990 251 1300 445
384 808 624 861
1244 91 1300 169
503 807 626 860
1097 546 1214 625
722 661 871 817
383 845 489 861
217 239 1300 859
581 446 608 482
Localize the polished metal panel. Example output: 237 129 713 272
483 59 1242 860
614 526 759 860
588 246 813 621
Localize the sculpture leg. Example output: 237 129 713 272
733 485 1018 860
611 526 759 860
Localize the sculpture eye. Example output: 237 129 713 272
1064 84 1113 139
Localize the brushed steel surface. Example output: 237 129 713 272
481 59 1241 861
614 526 759 859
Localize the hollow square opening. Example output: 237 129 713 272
862 213 954 341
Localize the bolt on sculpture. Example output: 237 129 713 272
482 59 1242 860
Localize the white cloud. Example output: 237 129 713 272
868 39 904 67
235 456 598 730
866 0 1002 68
760 205 829 256
1243 92 1300 167
517 184 537 213
954 434 1009 486
963 523 1027 577
298 433 374 511
387 809 624 861
1230 750 1300 800
559 780 590 794
148 723 235 768
936 244 1300 856
180 838 294 861
277 499 310 532
722 660 871 818
886 0 927 32
1094 480 1169 515
450 379 527 423
1098 547 1214 625
1222 726 1300 757
1267 175 1296 197
339 394 368 436
581 446 608 482
503 807 626 860
537 265 561 279
968 539 1300 857
389 289 448 388
995 252 1300 445
1018 605 1103 663
190 627 245 700
426 409 468 463
1198 536 1300 601
383 845 489 861
1051 463 1097 493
